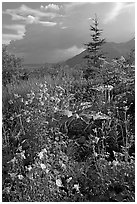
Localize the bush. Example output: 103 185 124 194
2 44 23 86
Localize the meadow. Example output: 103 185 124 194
2 48 135 201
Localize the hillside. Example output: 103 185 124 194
65 38 135 67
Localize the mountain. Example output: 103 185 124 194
65 38 135 67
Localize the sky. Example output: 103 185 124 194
2 2 135 64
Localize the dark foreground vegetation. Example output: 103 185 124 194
2 17 135 202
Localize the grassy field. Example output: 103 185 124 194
2 59 135 201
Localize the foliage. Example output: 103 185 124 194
2 60 135 201
126 48 135 66
2 32 135 202
2 44 23 86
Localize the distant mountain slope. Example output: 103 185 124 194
65 38 135 67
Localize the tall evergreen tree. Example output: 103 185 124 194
84 15 106 80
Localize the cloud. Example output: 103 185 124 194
3 4 59 28
3 33 24 44
3 24 25 33
3 24 26 44
44 4 60 11
103 2 134 24
60 26 68 29
39 21 57 26
3 4 61 24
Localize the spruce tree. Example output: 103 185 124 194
84 15 106 80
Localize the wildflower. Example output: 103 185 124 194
46 169 49 174
94 152 98 157
113 160 119 166
31 91 35 96
94 137 99 144
26 165 32 171
54 107 59 112
38 152 44 160
42 148 47 153
108 161 112 165
41 101 44 106
123 106 128 111
40 163 46 170
27 93 31 98
18 174 24 180
50 96 55 101
73 184 80 192
38 148 47 159
26 117 31 123
16 150 26 159
9 100 13 104
66 177 72 183
14 93 20 98
20 98 24 103
64 110 73 117
25 101 29 105
61 163 66 169
56 179 63 187
39 83 43 88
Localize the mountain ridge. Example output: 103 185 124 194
65 38 135 67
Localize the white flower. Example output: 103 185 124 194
46 169 49 174
41 101 44 106
14 93 20 98
108 161 112 165
9 100 13 104
73 184 80 192
61 163 66 169
38 151 44 159
26 117 31 123
113 160 119 166
50 96 55 101
26 165 32 171
40 163 46 170
20 151 26 159
54 107 59 112
20 98 24 102
67 177 72 183
94 152 98 157
39 83 43 88
94 137 99 144
64 110 73 117
27 93 31 98
16 151 26 159
38 148 47 159
56 179 63 187
25 101 29 105
18 174 24 180
42 148 47 153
